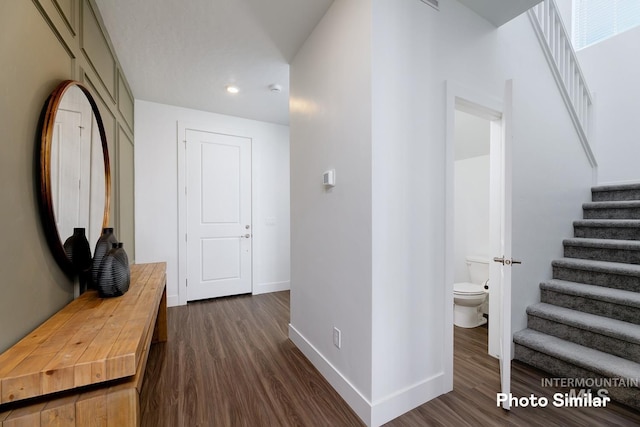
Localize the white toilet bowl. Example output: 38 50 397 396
453 282 488 328
453 255 490 328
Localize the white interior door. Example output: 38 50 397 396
53 88 95 244
185 129 252 301
488 80 513 410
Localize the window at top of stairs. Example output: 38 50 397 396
573 0 640 49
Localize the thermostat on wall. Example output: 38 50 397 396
323 169 335 187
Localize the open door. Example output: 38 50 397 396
489 80 514 410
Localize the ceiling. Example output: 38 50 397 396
94 0 334 125
94 0 540 126
456 0 542 26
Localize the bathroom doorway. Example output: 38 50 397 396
444 80 514 409
452 109 492 330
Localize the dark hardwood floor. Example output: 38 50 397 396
140 291 640 426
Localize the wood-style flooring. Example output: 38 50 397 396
140 291 640 426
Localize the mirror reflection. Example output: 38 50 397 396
51 85 106 249
38 80 111 275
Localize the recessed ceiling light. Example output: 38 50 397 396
226 85 239 94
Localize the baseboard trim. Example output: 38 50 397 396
167 294 181 307
288 324 445 426
253 280 290 295
370 373 445 426
288 324 372 425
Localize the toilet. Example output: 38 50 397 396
454 255 489 328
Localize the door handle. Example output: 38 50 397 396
493 256 521 266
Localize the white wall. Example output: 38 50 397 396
454 155 490 283
373 1 592 402
550 0 640 184
290 0 594 425
289 0 374 421
578 25 640 184
135 100 290 306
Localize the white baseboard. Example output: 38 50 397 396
167 294 181 307
253 280 290 295
289 324 372 425
288 324 445 427
370 373 445 426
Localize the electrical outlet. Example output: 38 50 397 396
333 327 341 349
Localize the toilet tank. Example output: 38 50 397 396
466 255 489 284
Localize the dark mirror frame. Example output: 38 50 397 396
37 80 111 275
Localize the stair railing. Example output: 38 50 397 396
528 0 597 167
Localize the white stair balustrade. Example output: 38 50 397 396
528 0 597 168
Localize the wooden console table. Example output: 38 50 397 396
0 262 167 426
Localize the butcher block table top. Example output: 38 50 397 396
0 262 166 405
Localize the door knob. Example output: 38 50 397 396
493 256 521 265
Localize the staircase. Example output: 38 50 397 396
514 183 640 409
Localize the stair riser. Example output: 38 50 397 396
527 315 640 363
592 190 640 202
563 245 640 265
540 289 640 325
552 266 640 292
514 344 640 409
574 225 640 240
583 208 640 220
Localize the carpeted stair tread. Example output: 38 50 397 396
584 201 640 209
563 238 640 250
527 302 640 344
592 183 640 193
574 219 640 228
541 279 640 309
563 237 640 264
582 201 640 219
552 258 640 276
513 329 640 380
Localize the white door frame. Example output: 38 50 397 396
444 80 513 406
177 121 254 306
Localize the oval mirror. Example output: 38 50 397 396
38 80 111 275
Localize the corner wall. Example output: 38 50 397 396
578 25 640 185
289 0 374 421
0 0 135 352
291 0 595 424
134 100 290 306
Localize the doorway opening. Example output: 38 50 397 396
444 81 513 409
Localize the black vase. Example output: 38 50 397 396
63 228 92 294
63 228 92 271
97 242 130 298
92 227 118 288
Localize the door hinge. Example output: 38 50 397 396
186 278 188 287
185 234 187 242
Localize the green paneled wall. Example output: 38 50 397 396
0 0 135 352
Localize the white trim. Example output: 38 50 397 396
444 80 503 392
528 2 598 168
288 324 371 425
253 280 290 295
177 121 255 306
370 374 445 426
288 324 444 427
177 122 188 306
167 294 180 307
